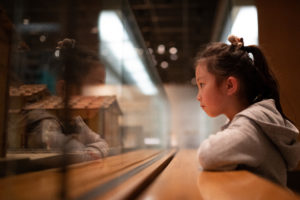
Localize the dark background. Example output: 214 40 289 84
129 0 218 84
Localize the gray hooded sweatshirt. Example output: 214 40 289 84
197 99 300 186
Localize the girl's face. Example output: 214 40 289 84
195 61 228 117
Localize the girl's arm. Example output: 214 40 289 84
73 116 109 157
197 116 265 170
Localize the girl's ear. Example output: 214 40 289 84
225 76 238 95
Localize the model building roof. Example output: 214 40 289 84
23 95 122 115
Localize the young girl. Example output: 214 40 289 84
195 35 300 186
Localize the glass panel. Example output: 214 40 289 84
220 5 258 45
0 0 169 179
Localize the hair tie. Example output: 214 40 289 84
228 35 244 48
242 46 255 64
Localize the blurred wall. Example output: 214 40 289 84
164 84 226 148
256 0 300 128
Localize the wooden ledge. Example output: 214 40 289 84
2 149 298 200
198 171 300 200
0 149 175 200
138 149 202 199
138 149 300 200
95 149 176 200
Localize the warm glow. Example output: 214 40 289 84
157 44 166 54
169 47 178 54
98 11 158 95
231 6 258 45
221 5 258 45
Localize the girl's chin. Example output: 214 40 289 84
201 107 219 117
204 110 221 118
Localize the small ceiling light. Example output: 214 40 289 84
170 54 178 61
160 61 168 69
23 18 30 25
54 49 60 58
39 35 46 42
157 44 165 54
169 47 178 54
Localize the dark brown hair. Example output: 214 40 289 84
195 42 288 120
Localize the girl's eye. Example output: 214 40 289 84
199 83 204 88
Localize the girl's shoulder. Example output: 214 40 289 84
232 99 300 170
235 99 282 125
223 99 276 130
225 98 296 137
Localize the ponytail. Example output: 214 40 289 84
245 46 287 120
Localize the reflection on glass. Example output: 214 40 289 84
1 0 170 177
0 1 170 198
21 38 109 160
99 10 158 95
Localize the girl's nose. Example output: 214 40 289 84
197 91 201 102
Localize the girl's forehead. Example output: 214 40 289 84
196 62 208 75
196 61 218 83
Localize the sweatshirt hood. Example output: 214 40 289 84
236 99 300 170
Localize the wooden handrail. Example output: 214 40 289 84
0 149 166 200
139 149 300 200
2 149 298 200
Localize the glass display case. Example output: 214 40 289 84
0 0 170 198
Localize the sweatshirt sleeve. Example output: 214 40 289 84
197 116 265 170
74 116 109 157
